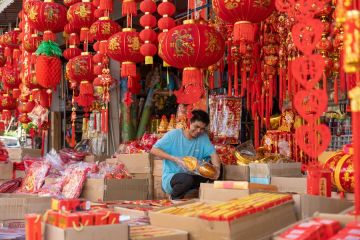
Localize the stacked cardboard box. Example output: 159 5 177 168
152 158 167 200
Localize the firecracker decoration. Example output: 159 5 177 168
159 20 225 104
35 40 62 91
139 0 157 64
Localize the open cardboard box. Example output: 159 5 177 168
273 212 358 239
107 153 153 174
222 165 249 181
6 148 41 163
249 162 302 184
149 199 297 240
0 194 51 220
293 194 353 220
199 182 278 202
45 223 128 240
81 178 149 202
270 176 307 194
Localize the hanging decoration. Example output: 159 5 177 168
139 0 157 64
159 20 225 104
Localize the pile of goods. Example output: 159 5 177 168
159 193 292 221
116 134 159 154
110 200 174 211
277 218 360 240
183 156 217 179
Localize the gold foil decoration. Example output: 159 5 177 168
344 10 360 73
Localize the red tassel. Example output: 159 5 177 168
241 69 246 97
228 70 232 96
287 60 292 97
279 68 283 110
260 93 265 128
246 83 250 110
254 116 259 149
209 72 214 90
80 81 94 95
234 62 239 96
122 0 137 16
101 108 105 133
121 62 136 78
182 68 202 86
100 0 113 11
323 72 327 91
93 112 97 130
340 52 346 92
99 40 108 55
334 77 338 104
104 108 108 133
71 123 76 147
80 28 89 42
266 93 270 129
269 77 273 114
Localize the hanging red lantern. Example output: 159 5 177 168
18 100 35 114
12 88 21 98
27 0 67 40
0 94 16 111
19 114 32 124
139 0 157 64
67 0 96 41
90 17 121 41
0 29 21 49
66 52 94 83
64 0 81 7
64 23 80 35
213 0 275 44
1 110 12 121
157 0 176 37
159 20 225 81
33 89 52 108
2 66 21 90
63 46 82 60
23 34 42 53
107 28 144 77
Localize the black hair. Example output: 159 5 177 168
190 110 210 126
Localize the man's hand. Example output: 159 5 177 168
173 157 186 169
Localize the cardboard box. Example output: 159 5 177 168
0 194 51 220
199 183 278 202
81 178 149 202
249 162 302 184
115 206 149 219
273 213 357 239
222 165 249 181
153 159 163 177
45 223 128 240
107 153 152 174
132 173 153 200
130 225 188 240
293 194 353 220
271 177 307 194
6 148 41 162
0 162 13 180
84 155 109 163
149 201 297 240
153 176 167 200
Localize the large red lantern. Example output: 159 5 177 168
0 94 16 111
90 17 121 41
0 29 21 49
23 33 42 53
63 46 82 60
159 20 225 81
27 0 67 39
67 0 96 41
0 47 6 67
212 0 275 46
107 28 144 78
18 100 35 114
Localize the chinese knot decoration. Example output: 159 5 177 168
276 0 331 159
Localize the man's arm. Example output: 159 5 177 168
150 147 185 168
210 153 221 180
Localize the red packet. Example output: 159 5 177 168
108 212 120 224
25 214 42 240
78 212 94 226
93 211 108 225
58 213 80 229
314 218 341 238
46 210 60 227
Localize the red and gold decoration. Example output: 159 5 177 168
139 0 157 64
107 28 144 78
159 20 225 104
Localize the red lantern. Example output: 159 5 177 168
159 20 225 78
0 95 16 111
107 28 144 77
36 54 62 89
0 29 21 49
19 114 32 124
66 52 94 83
90 17 121 41
212 0 275 43
2 67 21 90
12 88 21 98
157 1 176 36
67 1 96 41
18 100 35 114
63 46 82 60
27 0 67 37
64 0 81 7
64 23 80 35
139 0 157 64
1 110 12 121
23 34 42 53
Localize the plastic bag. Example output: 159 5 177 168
209 96 242 144
59 148 87 162
215 144 237 165
38 177 64 197
95 162 132 179
20 161 50 193
140 133 158 152
61 168 87 199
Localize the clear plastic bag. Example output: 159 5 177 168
20 161 50 193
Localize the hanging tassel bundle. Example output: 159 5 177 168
334 76 339 104
121 62 137 78
234 62 239 96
